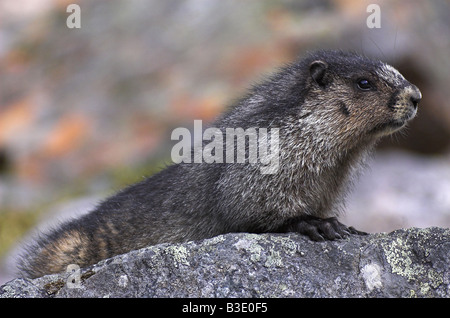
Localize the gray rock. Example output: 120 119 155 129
1 227 449 298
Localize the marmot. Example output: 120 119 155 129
19 50 421 278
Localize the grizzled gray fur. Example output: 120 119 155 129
19 50 421 278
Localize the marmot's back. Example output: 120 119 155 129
19 50 421 278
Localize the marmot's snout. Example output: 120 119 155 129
404 84 421 120
394 83 421 125
409 85 422 109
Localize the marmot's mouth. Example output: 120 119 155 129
371 106 417 136
370 120 407 135
387 120 407 131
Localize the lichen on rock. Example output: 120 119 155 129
1 227 449 298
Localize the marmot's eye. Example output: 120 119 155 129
357 79 372 90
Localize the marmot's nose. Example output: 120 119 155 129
409 85 422 109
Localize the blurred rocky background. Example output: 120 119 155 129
1 0 449 284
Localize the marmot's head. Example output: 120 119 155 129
300 50 421 143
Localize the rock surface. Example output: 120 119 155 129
1 227 449 298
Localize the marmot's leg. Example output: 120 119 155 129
278 216 368 241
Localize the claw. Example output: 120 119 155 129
280 216 368 241
348 226 368 236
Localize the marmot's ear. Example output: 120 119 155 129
309 60 329 87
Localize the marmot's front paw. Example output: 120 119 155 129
284 216 368 241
